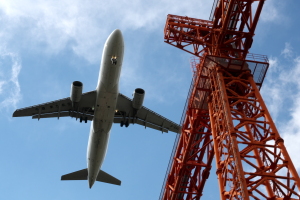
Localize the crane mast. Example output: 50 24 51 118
160 0 300 199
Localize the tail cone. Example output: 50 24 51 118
89 177 95 188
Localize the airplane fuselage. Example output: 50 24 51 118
87 29 124 188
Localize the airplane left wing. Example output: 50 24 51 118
13 91 96 121
115 93 181 134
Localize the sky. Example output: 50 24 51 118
0 0 300 199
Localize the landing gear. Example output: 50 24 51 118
125 121 129 127
80 116 88 123
120 111 129 127
120 121 129 127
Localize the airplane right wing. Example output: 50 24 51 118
115 93 181 134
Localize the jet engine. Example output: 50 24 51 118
132 88 145 110
70 81 83 105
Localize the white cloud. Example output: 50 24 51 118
268 57 280 77
260 0 281 22
262 44 300 172
0 0 215 107
0 47 22 112
279 57 300 171
120 57 189 104
281 43 293 59
0 0 212 64
0 81 6 94
261 57 282 120
283 95 300 169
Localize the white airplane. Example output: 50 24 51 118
13 29 181 188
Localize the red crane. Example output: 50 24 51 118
160 0 300 199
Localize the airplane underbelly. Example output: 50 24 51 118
88 125 113 164
87 124 110 170
93 91 118 131
87 91 118 176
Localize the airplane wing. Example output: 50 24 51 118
13 91 181 134
13 91 96 122
115 93 181 134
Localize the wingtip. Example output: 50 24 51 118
12 110 18 117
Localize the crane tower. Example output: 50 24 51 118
160 0 300 199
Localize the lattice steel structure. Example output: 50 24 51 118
160 0 300 199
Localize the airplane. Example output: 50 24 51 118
12 29 181 188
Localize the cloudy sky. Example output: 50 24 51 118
0 0 300 199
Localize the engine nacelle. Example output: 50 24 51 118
70 81 83 104
132 88 145 110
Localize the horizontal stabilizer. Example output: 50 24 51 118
61 168 121 186
97 170 121 186
61 168 88 180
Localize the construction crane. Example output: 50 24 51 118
160 0 300 199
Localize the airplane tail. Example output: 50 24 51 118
61 168 121 186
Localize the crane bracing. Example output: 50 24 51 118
160 0 300 199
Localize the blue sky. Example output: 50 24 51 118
0 0 300 199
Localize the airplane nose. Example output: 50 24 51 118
107 29 123 44
111 29 122 38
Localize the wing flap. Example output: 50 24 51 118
32 111 94 121
114 117 169 133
